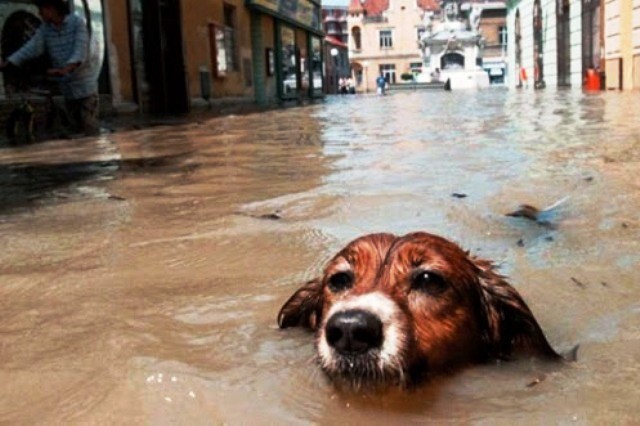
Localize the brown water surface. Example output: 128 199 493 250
1 90 639 424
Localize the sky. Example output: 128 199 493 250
322 0 350 6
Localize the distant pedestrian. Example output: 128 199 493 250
346 76 355 94
338 77 347 94
519 67 528 89
0 0 103 136
430 68 441 83
376 73 387 95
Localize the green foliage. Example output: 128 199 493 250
401 73 414 81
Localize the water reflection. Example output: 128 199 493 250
0 89 639 422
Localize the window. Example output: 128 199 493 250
410 62 423 72
379 29 393 48
352 26 361 50
210 4 238 77
280 25 298 97
311 36 323 94
379 63 396 83
499 26 507 47
223 4 238 71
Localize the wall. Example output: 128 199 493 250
604 0 640 89
260 15 278 101
507 0 583 89
184 0 254 99
103 0 134 109
348 0 425 90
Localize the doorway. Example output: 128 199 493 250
582 0 601 84
533 0 545 89
135 0 189 114
556 0 571 86
515 10 523 87
279 24 299 99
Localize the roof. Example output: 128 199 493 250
417 0 439 10
349 0 438 15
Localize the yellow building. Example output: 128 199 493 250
347 0 438 92
106 0 325 113
603 0 640 89
1 0 324 117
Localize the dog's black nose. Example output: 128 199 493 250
325 309 383 355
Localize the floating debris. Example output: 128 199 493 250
235 210 283 221
526 375 546 388
258 212 282 220
570 277 586 289
506 195 570 226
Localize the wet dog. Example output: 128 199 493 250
278 232 563 389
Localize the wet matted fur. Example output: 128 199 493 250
278 232 564 389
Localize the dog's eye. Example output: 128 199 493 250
411 270 447 295
328 272 353 292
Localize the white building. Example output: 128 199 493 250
506 0 600 89
603 0 640 89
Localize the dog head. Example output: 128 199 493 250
278 232 561 389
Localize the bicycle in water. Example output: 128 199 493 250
2 69 70 145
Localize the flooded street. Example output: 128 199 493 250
1 89 639 423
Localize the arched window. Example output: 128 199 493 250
351 26 362 50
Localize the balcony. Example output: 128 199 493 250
326 27 343 35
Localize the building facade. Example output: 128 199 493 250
347 0 439 92
323 3 349 45
603 0 640 89
322 2 350 92
478 2 508 84
246 0 324 102
0 0 325 120
506 0 602 89
325 36 350 93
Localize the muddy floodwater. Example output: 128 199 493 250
1 89 639 424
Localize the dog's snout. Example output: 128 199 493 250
325 309 383 355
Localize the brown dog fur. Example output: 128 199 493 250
278 232 561 389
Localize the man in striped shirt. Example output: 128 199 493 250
0 0 103 136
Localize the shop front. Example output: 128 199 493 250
247 0 324 103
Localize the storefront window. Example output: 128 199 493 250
299 40 309 93
281 25 298 97
311 36 323 95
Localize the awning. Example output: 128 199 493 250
325 35 348 48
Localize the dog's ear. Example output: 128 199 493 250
277 278 324 330
473 259 561 361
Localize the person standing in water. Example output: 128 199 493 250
0 0 103 136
